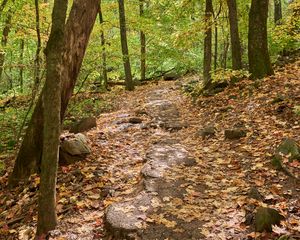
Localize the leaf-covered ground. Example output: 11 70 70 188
0 59 300 240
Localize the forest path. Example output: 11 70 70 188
3 60 300 240
52 62 300 240
101 81 249 239
53 77 251 239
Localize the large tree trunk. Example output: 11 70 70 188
8 0 99 187
118 0 134 91
248 0 274 79
227 0 242 70
99 0 108 90
274 0 282 25
203 0 213 88
140 0 146 81
36 0 67 236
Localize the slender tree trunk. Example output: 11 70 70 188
36 0 67 236
8 0 100 187
214 25 218 70
0 13 12 81
118 0 134 91
222 38 230 69
248 0 274 79
34 0 42 89
274 0 282 25
19 39 25 93
203 0 213 88
99 0 108 90
140 0 146 81
227 0 242 70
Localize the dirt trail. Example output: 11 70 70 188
58 64 298 239
1 61 300 239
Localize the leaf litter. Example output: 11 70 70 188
0 60 299 239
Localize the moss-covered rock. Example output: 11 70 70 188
248 187 264 201
224 129 247 140
276 138 300 161
197 125 215 138
254 207 284 232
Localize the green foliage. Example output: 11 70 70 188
66 97 114 121
212 68 250 84
0 160 4 174
0 99 31 152
293 105 300 116
270 2 300 58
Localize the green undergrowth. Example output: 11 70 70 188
64 93 115 127
0 91 116 156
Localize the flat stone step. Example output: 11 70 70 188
105 140 199 239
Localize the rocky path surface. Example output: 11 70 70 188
50 73 299 240
2 63 300 239
105 89 205 239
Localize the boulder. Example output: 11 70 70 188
70 117 97 133
276 138 300 161
163 71 180 81
128 117 143 124
248 187 264 201
59 133 91 165
197 125 215 138
105 192 154 239
254 207 284 232
225 129 247 140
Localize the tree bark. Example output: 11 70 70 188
248 0 274 79
0 13 12 81
140 0 146 81
8 0 100 187
19 39 25 93
36 0 67 236
274 0 282 25
227 0 242 70
34 0 42 89
118 0 134 91
99 0 108 90
214 25 218 70
203 0 213 88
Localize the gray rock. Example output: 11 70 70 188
163 71 180 81
105 192 155 238
144 100 183 131
70 117 97 133
115 123 134 132
159 120 185 131
224 129 247 140
59 133 91 165
142 143 196 192
147 90 169 101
